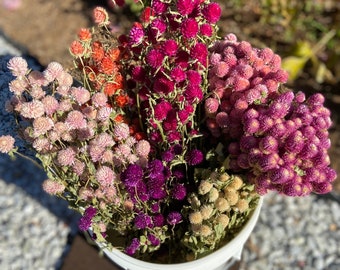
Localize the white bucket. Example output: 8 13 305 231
97 196 263 270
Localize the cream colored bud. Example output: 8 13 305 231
208 187 219 202
215 197 230 212
224 188 239 206
219 173 230 182
189 211 203 224
229 175 243 190
217 214 230 229
199 180 213 195
236 199 249 213
199 224 213 237
200 205 213 220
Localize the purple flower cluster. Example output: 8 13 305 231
78 206 97 231
227 91 336 196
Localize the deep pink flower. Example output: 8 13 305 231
205 97 219 115
172 184 187 200
129 25 144 46
146 49 164 69
131 66 146 82
176 0 195 16
186 70 201 86
170 67 186 82
153 76 175 94
181 18 199 39
186 149 203 165
167 211 182 225
150 18 167 38
154 100 172 120
162 39 178 56
202 2 221 23
200 23 213 37
184 85 203 103
191 43 208 66
151 0 167 14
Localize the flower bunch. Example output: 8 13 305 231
0 0 336 264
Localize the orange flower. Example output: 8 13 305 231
108 47 121 62
115 94 129 108
100 57 115 75
70 40 85 56
104 82 119 96
93 7 109 25
78 28 92 41
114 114 125 123
92 41 105 62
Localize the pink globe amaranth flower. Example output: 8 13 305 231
7 56 28 77
131 65 146 82
162 39 178 56
57 147 76 166
234 64 254 79
284 130 304 153
129 25 144 46
200 23 213 37
150 18 167 38
243 118 260 134
96 166 116 187
184 84 203 103
146 49 164 69
56 71 73 87
181 18 199 39
42 179 65 195
191 43 208 66
33 117 54 137
154 100 172 120
153 76 175 94
215 111 228 128
307 93 325 106
135 140 151 157
202 2 221 23
33 138 52 153
257 153 279 172
72 160 85 176
259 135 278 154
91 92 108 107
8 78 27 95
269 166 293 184
209 52 222 65
213 61 229 78
0 135 15 153
91 132 115 148
41 96 59 115
65 110 87 130
113 123 130 140
70 87 91 105
312 181 332 194
237 153 250 169
19 100 45 119
239 135 259 152
170 67 186 82
186 70 201 86
205 97 219 115
176 0 195 15
151 0 168 14
43 62 63 82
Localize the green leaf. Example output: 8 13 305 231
281 56 308 82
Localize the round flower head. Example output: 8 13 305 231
42 179 65 195
44 62 63 82
146 49 164 69
93 6 110 25
162 39 178 56
113 123 130 140
129 24 144 46
167 211 182 225
57 147 76 166
181 18 199 39
202 2 222 23
186 149 204 165
96 166 116 187
7 56 28 77
0 135 15 153
65 110 87 130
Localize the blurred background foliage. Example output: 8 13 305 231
216 0 340 87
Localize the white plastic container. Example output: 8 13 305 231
95 196 263 270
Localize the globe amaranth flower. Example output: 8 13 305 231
162 39 178 56
42 179 65 195
181 18 199 39
0 135 15 154
121 164 144 188
170 67 186 82
65 110 87 130
146 49 164 69
125 238 140 256
172 184 187 200
154 100 172 121
176 0 196 16
202 2 222 23
153 76 175 94
186 149 204 165
78 206 97 231
57 147 76 166
167 211 182 225
134 213 153 229
7 56 28 77
129 24 144 46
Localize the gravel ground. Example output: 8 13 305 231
0 33 340 270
